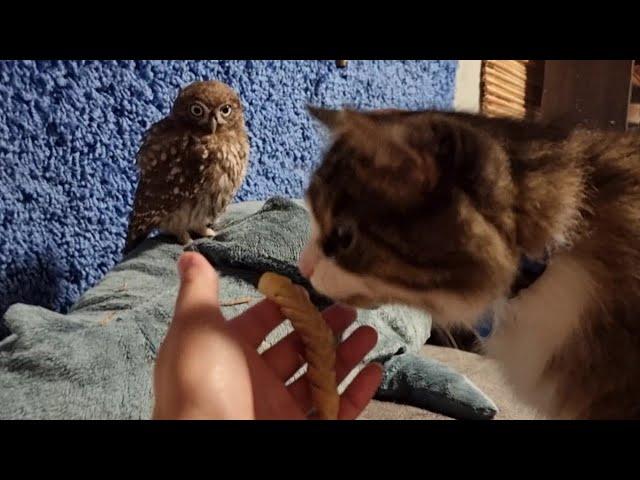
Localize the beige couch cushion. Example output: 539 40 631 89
360 345 542 420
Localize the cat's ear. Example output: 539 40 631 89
346 115 441 194
307 105 348 131
432 122 480 171
428 118 492 190
432 121 469 166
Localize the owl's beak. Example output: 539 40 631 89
209 117 218 135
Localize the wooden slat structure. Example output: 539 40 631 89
480 60 545 120
629 104 640 125
630 61 640 129
482 60 639 131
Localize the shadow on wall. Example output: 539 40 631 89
1 244 67 335
0 60 458 330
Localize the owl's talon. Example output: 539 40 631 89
176 232 193 245
193 226 216 238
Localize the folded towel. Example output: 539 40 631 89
0 197 497 419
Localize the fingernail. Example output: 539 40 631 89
366 325 379 345
333 303 357 315
177 253 197 280
371 362 385 375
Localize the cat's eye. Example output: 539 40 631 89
189 102 206 118
220 104 232 117
335 224 355 250
323 223 356 257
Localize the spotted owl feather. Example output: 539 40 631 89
123 80 249 255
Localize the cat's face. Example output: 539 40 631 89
299 107 520 327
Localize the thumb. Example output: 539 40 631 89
173 252 224 327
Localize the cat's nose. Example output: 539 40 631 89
298 258 314 279
298 249 315 278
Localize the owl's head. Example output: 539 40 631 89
171 80 244 134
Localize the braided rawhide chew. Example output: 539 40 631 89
258 272 339 420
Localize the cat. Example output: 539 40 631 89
298 106 640 419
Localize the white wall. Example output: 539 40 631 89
454 60 482 113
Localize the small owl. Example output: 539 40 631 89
124 80 250 254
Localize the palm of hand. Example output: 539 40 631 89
152 252 381 420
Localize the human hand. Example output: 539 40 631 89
152 252 383 419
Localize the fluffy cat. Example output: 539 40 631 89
298 106 640 419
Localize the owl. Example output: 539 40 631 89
123 80 250 254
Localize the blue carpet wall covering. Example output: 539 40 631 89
0 60 457 321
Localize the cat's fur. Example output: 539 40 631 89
299 106 640 419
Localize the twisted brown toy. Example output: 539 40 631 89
258 272 339 420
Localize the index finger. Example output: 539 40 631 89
229 299 357 351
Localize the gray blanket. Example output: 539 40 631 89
0 197 497 420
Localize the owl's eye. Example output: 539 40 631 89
189 102 206 118
219 104 232 117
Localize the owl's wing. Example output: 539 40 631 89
124 131 208 253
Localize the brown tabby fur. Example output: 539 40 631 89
299 106 640 419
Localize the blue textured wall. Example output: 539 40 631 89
0 60 457 318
